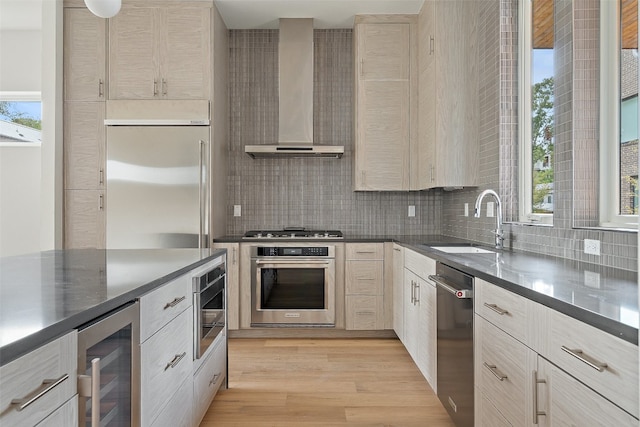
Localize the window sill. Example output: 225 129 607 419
506 221 554 228
579 225 638 233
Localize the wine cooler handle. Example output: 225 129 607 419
91 358 100 426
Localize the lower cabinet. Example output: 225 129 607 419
474 279 639 426
150 376 193 427
37 396 79 427
345 243 386 330
193 333 227 426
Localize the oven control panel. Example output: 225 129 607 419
256 246 330 257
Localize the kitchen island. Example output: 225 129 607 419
0 248 225 365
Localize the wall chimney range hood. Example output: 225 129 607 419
244 18 344 159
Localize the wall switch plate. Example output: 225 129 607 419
464 203 469 217
584 239 600 256
408 205 416 217
486 202 494 218
233 205 241 217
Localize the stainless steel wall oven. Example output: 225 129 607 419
250 245 335 326
193 258 226 360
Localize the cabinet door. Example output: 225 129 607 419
417 278 436 390
417 0 436 189
354 21 412 191
161 7 211 99
64 8 106 101
392 244 404 340
36 396 78 427
537 356 638 426
403 269 420 359
109 7 159 99
345 295 384 330
64 102 105 190
64 190 105 249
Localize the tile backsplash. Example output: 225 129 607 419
227 29 442 236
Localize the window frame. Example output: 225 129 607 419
518 0 554 225
599 0 638 230
0 91 42 146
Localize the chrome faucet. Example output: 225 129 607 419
474 189 504 250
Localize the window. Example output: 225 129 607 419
600 0 638 228
0 92 42 144
519 0 555 224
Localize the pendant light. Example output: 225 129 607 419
84 0 121 19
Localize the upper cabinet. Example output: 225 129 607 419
418 0 479 188
353 15 418 191
108 6 211 100
64 8 107 101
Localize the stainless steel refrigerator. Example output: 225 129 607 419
105 100 210 249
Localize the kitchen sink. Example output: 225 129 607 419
429 246 495 254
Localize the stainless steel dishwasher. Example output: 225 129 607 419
429 262 474 427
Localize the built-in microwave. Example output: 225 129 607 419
193 257 226 360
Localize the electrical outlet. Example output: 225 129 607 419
584 271 601 289
233 205 241 217
486 202 494 218
584 239 600 256
464 203 469 217
408 205 416 217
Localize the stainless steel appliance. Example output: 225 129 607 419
429 263 474 427
250 245 336 326
105 100 210 249
77 302 140 427
193 257 226 360
244 228 343 239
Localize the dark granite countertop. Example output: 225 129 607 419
0 248 226 366
214 234 638 344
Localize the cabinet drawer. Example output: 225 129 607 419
404 249 435 281
475 316 528 426
543 308 639 418
475 390 512 427
140 273 192 342
151 376 192 427
37 396 78 427
193 335 227 425
0 331 77 427
346 243 384 260
141 308 193 426
346 295 384 330
345 260 383 295
475 279 530 345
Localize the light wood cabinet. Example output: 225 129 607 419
353 15 418 191
392 244 405 340
139 272 192 342
109 6 211 100
150 375 192 427
213 243 239 330
63 8 106 101
64 190 105 249
64 102 105 191
37 396 78 427
417 0 479 188
193 333 227 426
0 331 77 427
345 243 385 330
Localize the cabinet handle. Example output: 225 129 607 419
484 303 509 315
414 282 420 304
429 36 434 55
99 194 104 211
393 247 401 252
164 295 186 310
410 280 415 304
233 247 237 265
153 79 158 96
99 168 104 185
430 164 434 182
560 346 608 372
11 373 69 412
165 352 187 370
161 78 167 96
98 79 104 98
355 277 374 281
209 372 222 386
77 358 100 426
359 58 364 76
355 250 375 254
483 362 507 381
356 311 374 315
532 370 546 424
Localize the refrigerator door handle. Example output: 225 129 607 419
199 140 209 249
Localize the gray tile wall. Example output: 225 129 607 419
440 0 638 271
227 29 442 236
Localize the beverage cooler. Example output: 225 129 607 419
77 302 140 427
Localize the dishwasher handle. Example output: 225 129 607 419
429 275 473 299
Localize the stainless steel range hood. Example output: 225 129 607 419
245 18 344 159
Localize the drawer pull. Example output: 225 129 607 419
484 303 509 315
164 295 186 309
165 352 187 371
11 374 69 411
532 370 547 424
561 346 608 372
209 372 221 386
355 277 375 281
483 362 507 381
355 311 374 315
393 247 401 252
355 251 376 254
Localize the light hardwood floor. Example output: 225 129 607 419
200 338 456 427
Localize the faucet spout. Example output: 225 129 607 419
473 189 504 249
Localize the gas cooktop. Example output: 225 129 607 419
243 228 343 239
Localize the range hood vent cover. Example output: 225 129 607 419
244 18 344 159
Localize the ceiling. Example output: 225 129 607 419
213 0 425 29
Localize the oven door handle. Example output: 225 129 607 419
255 260 331 265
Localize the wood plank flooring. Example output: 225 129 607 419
199 338 456 427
